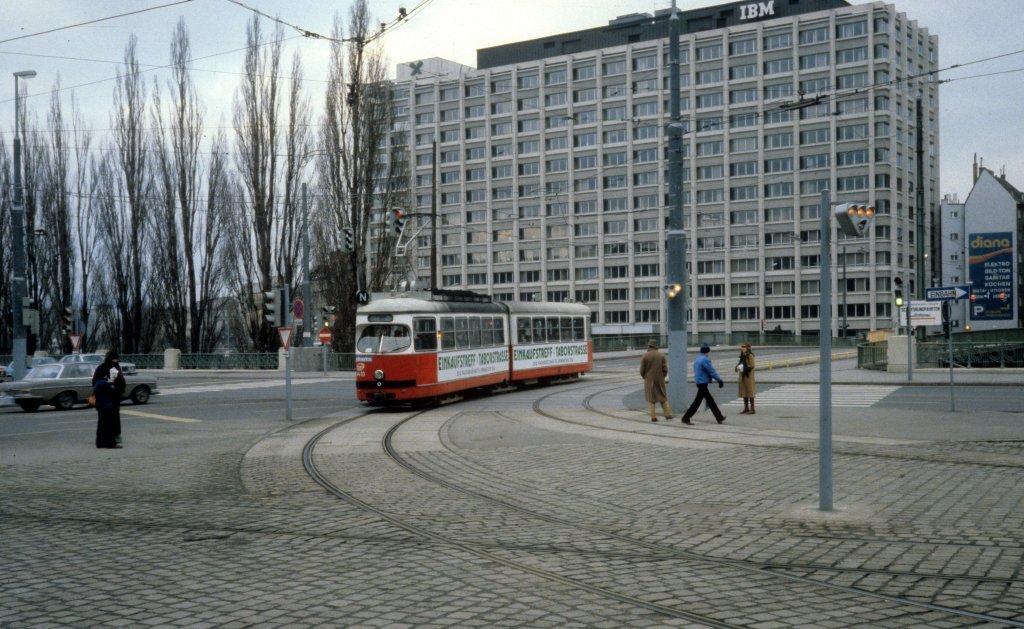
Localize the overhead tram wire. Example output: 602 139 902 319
0 0 196 46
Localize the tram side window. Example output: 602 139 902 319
573 317 587 341
414 317 437 351
532 317 546 343
469 317 482 348
481 317 495 346
455 317 470 348
517 317 532 343
559 317 573 341
546 317 560 342
495 317 506 344
440 317 456 350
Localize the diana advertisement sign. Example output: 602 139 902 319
968 232 1014 321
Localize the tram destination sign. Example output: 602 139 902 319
925 285 970 302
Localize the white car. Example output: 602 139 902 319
58 353 138 375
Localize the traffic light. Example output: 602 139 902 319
322 305 336 328
893 277 904 307
264 288 281 326
60 306 73 332
340 228 354 253
664 283 682 298
834 202 875 237
392 209 406 238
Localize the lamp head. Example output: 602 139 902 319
14 70 37 79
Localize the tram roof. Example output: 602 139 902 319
358 294 591 317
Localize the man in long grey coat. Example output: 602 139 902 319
640 340 672 422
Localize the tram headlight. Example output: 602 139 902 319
374 369 385 380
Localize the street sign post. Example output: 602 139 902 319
318 328 332 344
356 290 369 304
68 332 82 353
925 285 970 301
292 298 304 322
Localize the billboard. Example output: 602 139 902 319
968 232 1014 321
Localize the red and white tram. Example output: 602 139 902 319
355 290 592 405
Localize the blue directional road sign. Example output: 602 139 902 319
925 285 970 301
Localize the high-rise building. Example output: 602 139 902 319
387 0 939 339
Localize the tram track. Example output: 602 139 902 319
300 395 1023 627
540 378 1024 469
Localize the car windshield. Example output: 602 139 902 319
356 324 411 354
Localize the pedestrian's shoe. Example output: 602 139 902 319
665 416 673 420
681 418 693 425
716 416 726 424
651 417 658 422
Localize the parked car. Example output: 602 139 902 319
59 353 138 375
1 356 57 382
0 362 158 412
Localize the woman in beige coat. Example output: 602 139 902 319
737 342 756 414
640 340 672 422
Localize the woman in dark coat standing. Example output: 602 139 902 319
92 351 126 448
640 340 672 422
737 342 756 414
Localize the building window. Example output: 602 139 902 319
799 25 829 45
799 52 830 70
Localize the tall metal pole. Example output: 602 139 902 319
284 284 293 421
818 189 833 511
431 140 438 292
10 70 36 381
666 1 689 411
906 270 913 381
841 244 848 338
302 183 312 346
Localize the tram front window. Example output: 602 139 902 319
357 325 412 353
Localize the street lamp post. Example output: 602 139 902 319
10 70 36 381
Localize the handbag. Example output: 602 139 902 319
87 394 96 408
735 361 745 374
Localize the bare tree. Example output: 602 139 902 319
232 16 283 350
108 35 155 353
35 81 79 354
71 100 97 351
317 0 409 351
151 19 225 353
231 16 310 350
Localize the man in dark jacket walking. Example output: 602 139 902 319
680 344 726 425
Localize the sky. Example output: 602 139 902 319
2 0 1022 200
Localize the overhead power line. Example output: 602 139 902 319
0 0 196 46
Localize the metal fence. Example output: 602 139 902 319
858 337 1024 370
857 342 888 370
917 342 1024 369
592 333 857 353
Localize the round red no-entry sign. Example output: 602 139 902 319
318 328 332 343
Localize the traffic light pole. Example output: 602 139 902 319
666 2 689 411
905 271 913 382
818 189 833 511
284 284 293 422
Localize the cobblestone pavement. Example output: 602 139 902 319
2 369 1022 627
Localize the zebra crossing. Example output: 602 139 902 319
722 383 900 408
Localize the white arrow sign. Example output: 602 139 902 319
925 285 970 301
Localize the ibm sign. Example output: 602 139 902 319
739 1 776 20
